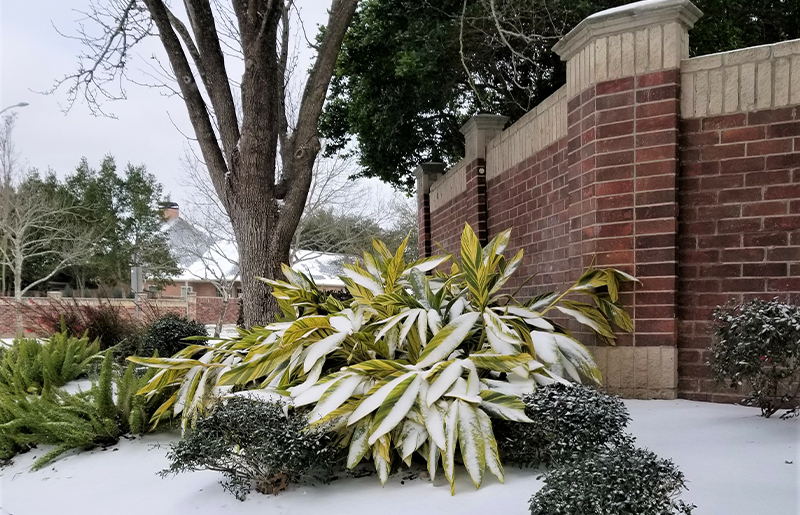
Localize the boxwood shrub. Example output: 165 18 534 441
494 384 630 467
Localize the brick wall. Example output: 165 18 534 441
0 294 238 337
196 297 240 326
678 107 800 401
486 137 570 296
418 0 800 401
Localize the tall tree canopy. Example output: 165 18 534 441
321 0 800 191
57 0 359 326
65 156 179 292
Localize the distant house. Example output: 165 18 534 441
152 204 348 298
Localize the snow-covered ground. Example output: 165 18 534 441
1 400 797 515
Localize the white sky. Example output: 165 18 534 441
0 0 396 209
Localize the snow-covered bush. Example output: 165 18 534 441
133 224 636 493
161 397 339 500
710 298 800 418
529 441 694 515
494 384 629 467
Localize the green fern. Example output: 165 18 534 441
0 331 100 395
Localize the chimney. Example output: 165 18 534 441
161 201 179 221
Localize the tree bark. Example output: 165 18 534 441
139 0 357 327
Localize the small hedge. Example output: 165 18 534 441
529 441 695 515
138 313 207 358
494 384 630 467
710 298 800 418
162 397 340 500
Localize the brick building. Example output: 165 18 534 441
417 0 800 401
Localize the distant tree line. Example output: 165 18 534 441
0 115 177 298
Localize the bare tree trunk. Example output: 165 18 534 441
214 294 229 337
14 261 22 337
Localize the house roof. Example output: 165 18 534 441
165 218 348 288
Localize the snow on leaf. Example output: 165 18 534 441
426 360 463 406
417 312 480 368
347 417 371 469
457 400 485 489
347 371 416 425
303 331 348 373
368 373 422 444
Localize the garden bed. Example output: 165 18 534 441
1 400 795 515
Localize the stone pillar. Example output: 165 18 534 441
460 115 509 244
553 0 702 399
416 162 446 257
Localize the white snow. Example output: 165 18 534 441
1 400 797 515
176 247 347 288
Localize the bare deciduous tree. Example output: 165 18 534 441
0 183 99 334
55 0 359 326
0 114 20 297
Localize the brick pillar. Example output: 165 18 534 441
460 115 508 245
553 0 702 399
416 162 446 257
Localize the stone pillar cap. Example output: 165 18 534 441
459 114 509 135
553 0 703 61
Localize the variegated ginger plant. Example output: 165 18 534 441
130 224 636 493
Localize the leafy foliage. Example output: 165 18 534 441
162 397 340 500
133 224 635 493
0 350 169 468
323 0 800 191
138 314 208 359
494 384 630 467
64 156 180 288
529 441 695 515
0 330 100 395
710 298 800 418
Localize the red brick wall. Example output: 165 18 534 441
430 160 488 257
486 138 570 297
677 107 800 401
588 70 682 349
196 297 239 326
0 295 238 337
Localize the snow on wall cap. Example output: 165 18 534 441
552 0 703 61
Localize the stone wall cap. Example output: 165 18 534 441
553 0 703 61
459 114 510 135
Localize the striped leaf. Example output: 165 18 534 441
457 400 485 489
478 390 533 422
416 312 480 368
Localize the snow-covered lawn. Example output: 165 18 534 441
1 400 797 515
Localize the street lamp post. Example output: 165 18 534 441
0 103 29 116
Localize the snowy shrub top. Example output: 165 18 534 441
495 384 630 467
162 397 339 500
529 441 695 515
711 298 800 418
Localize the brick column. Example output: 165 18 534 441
460 115 508 245
416 162 446 257
553 0 702 398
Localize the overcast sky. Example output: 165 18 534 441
0 1 394 208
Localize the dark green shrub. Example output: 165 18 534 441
529 442 695 515
0 331 100 395
494 384 630 467
710 298 800 418
162 397 340 500
139 313 207 358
